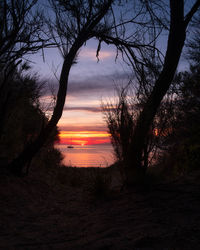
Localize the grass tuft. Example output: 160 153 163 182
87 168 112 199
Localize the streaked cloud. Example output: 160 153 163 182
68 71 131 96
43 71 132 98
62 105 116 113
58 124 107 132
63 106 101 113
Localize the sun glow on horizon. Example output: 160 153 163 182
58 130 110 145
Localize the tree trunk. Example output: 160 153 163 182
125 0 186 185
7 0 113 176
8 39 85 175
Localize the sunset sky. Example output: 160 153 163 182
29 1 191 146
31 38 186 145
31 37 189 145
31 39 132 145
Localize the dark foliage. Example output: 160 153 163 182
0 67 61 174
161 64 200 175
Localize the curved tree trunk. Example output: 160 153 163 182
8 0 113 176
124 0 196 185
8 39 85 175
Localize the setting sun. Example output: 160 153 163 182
58 130 110 145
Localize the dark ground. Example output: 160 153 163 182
0 168 200 250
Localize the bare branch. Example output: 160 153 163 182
184 0 200 28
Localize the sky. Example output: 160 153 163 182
30 39 132 145
28 0 196 146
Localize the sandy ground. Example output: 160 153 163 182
0 169 200 250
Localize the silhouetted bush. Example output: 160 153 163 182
156 62 200 177
87 168 112 199
0 66 63 175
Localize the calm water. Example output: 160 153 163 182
55 144 115 167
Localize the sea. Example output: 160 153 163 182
55 144 115 167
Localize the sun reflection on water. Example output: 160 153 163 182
55 144 114 167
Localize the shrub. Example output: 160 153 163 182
87 168 112 199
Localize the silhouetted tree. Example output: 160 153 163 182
0 0 52 137
8 0 168 175
102 82 173 176
102 86 135 165
126 1 200 185
98 0 200 184
0 66 60 174
159 38 200 174
8 0 114 175
7 0 200 182
0 0 46 72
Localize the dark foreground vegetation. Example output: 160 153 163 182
1 163 200 249
1 0 200 249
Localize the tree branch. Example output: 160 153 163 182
184 0 200 28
